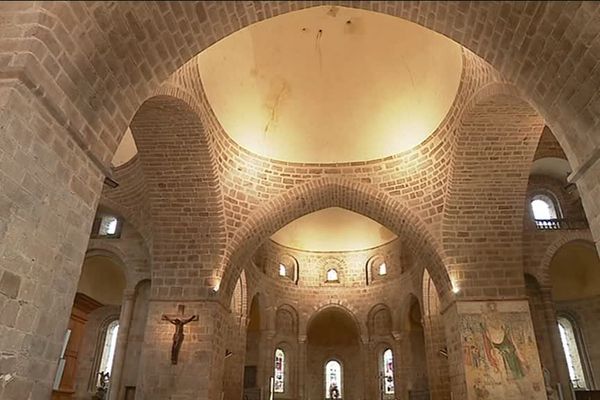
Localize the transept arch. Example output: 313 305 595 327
8 2 599 174
442 88 546 297
127 94 225 298
218 177 453 305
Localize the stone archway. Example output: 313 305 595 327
218 177 453 306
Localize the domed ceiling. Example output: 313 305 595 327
270 207 396 252
198 6 462 163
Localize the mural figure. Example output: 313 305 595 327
480 322 499 371
491 325 525 380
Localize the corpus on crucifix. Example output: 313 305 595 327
161 305 198 365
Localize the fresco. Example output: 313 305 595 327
458 301 546 400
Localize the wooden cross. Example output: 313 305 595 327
161 305 198 365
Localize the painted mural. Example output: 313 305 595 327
458 301 546 400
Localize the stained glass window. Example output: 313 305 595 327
558 317 588 389
274 348 285 393
383 349 394 394
325 360 342 399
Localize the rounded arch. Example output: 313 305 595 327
306 303 365 343
536 233 595 287
219 177 452 304
397 293 423 333
367 303 394 338
442 87 546 295
128 93 226 297
16 2 596 172
275 304 299 337
85 246 132 289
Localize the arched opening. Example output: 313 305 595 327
558 315 589 390
52 254 127 399
243 294 264 399
274 348 286 394
403 295 429 398
381 348 395 396
548 241 600 392
325 359 343 399
307 307 362 400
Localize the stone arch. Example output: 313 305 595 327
275 304 299 337
85 245 136 289
367 303 393 338
12 2 598 172
128 94 225 298
306 303 365 342
397 293 423 333
230 269 247 327
442 87 546 297
219 177 452 304
535 233 595 287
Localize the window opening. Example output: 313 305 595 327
325 360 342 399
97 320 119 387
274 348 285 393
382 349 394 394
326 269 338 282
558 317 588 389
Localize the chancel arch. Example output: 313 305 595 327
218 177 453 306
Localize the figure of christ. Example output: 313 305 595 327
162 314 199 365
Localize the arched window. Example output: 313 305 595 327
558 316 589 389
278 255 299 284
325 360 342 399
382 349 395 394
378 262 387 276
274 348 285 393
326 269 338 282
530 194 560 220
279 264 287 277
96 320 119 387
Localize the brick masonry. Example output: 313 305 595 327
1 2 600 400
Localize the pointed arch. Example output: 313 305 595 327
218 177 452 304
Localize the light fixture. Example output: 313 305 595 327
452 286 460 294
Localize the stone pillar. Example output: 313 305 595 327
0 81 103 399
444 300 548 400
261 329 276 396
573 155 600 254
108 289 136 400
423 314 451 400
137 300 228 400
297 335 307 399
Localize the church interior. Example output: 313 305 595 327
2 2 600 400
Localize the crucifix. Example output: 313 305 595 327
161 304 198 365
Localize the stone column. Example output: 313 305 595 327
0 81 104 399
443 300 548 400
297 335 307 399
423 314 451 400
137 299 228 400
108 289 136 400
